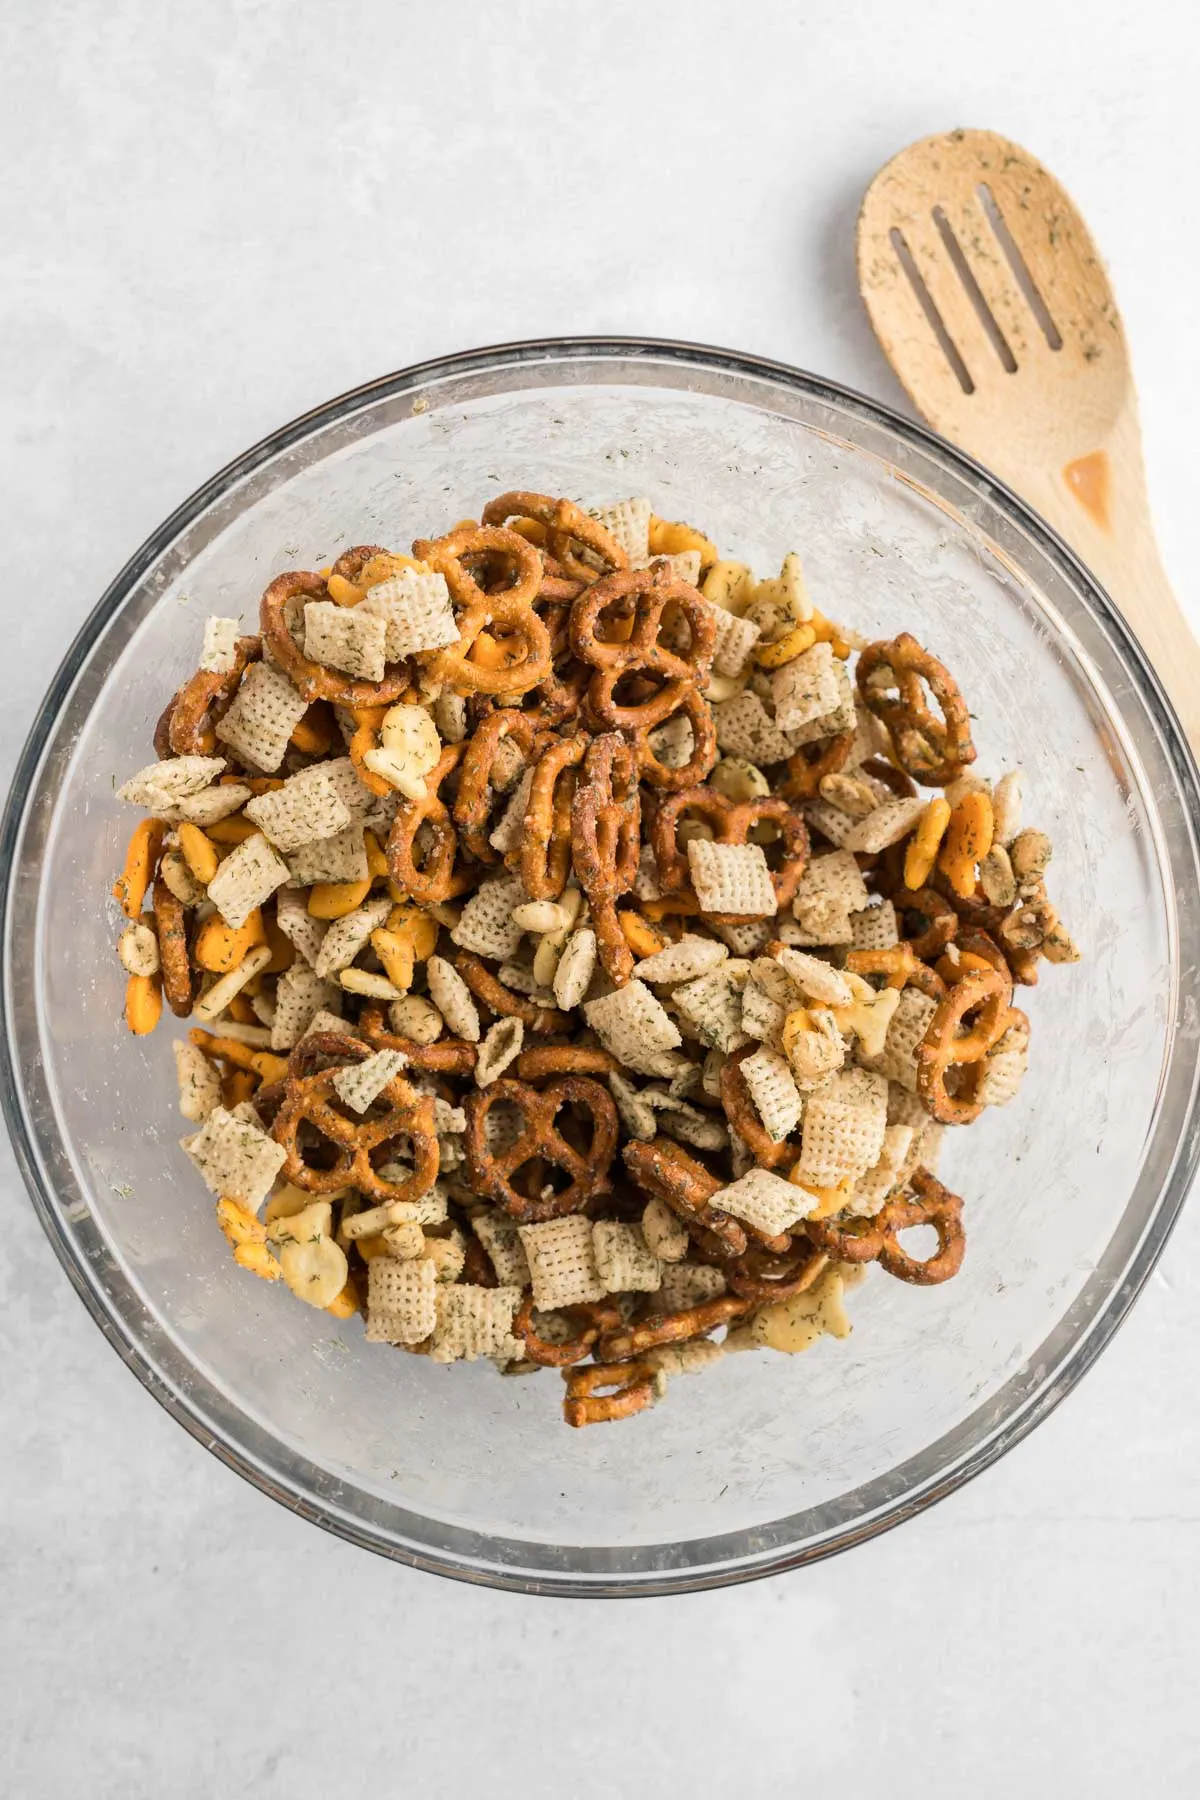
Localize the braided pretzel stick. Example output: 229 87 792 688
386 741 477 905
152 877 194 1017
634 687 719 792
915 967 1022 1126
415 525 552 697
259 571 413 708
845 942 947 1000
271 1059 440 1203
464 1076 619 1222
481 490 628 584
857 633 976 786
571 567 716 732
622 1138 748 1259
155 636 262 758
513 1295 623 1368
781 729 856 802
562 1360 659 1428
806 1168 965 1285
453 949 570 1035
571 732 641 985
517 733 585 899
357 1005 478 1075
453 709 544 863
652 785 810 917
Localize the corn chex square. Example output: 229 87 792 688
429 1284 523 1364
860 987 938 1091
519 1215 606 1309
738 1046 805 1142
770 643 843 734
274 886 328 966
206 833 290 928
802 800 860 850
593 496 652 564
199 616 240 673
313 894 392 978
671 962 750 1053
740 980 787 1046
978 1042 1030 1107
712 1166 814 1235
303 600 388 682
653 549 703 585
709 607 762 679
850 900 899 951
167 783 251 827
215 662 308 773
792 851 869 925
181 1105 286 1207
658 1262 726 1312
844 797 927 855
357 567 458 659
271 965 340 1050
852 1123 915 1216
286 825 369 887
584 980 682 1075
592 1221 662 1294
300 1006 351 1042
118 755 226 810
450 875 528 961
471 1211 531 1287
785 656 857 745
794 1067 888 1186
366 1256 437 1345
713 917 773 956
317 756 373 819
688 840 777 917
713 691 795 766
332 1048 406 1113
244 763 353 853
634 935 728 985
488 768 533 856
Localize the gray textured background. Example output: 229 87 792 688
3 2 1199 1794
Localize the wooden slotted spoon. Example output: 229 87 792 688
858 128 1200 751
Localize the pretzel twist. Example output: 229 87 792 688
857 633 976 785
464 1075 619 1221
651 784 809 918
271 1050 440 1203
806 1168 965 1285
415 525 551 697
916 967 1024 1126
259 571 412 707
571 732 641 985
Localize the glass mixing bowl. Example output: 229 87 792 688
4 339 1199 1596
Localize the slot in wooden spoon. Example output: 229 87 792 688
858 128 1199 751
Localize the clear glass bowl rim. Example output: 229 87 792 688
4 334 1199 1597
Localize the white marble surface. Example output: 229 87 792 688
3 2 1200 1794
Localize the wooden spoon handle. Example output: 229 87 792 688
970 415 1200 754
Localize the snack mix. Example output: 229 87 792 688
110 491 1078 1426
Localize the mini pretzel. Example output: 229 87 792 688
782 730 855 801
859 756 918 799
634 688 718 791
513 1295 622 1367
571 567 716 732
259 571 412 708
159 636 262 757
571 732 641 985
386 741 476 905
845 942 946 1000
152 878 194 1017
897 886 959 961
517 734 585 899
807 1168 965 1285
651 785 809 917
726 1240 829 1303
719 1045 800 1193
515 1045 621 1081
562 1360 658 1428
358 1005 478 1074
915 967 1023 1126
482 491 628 584
596 1294 750 1364
464 1076 619 1221
415 525 552 697
271 1052 440 1202
856 633 976 785
453 710 544 862
453 949 569 1035
623 1138 748 1259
